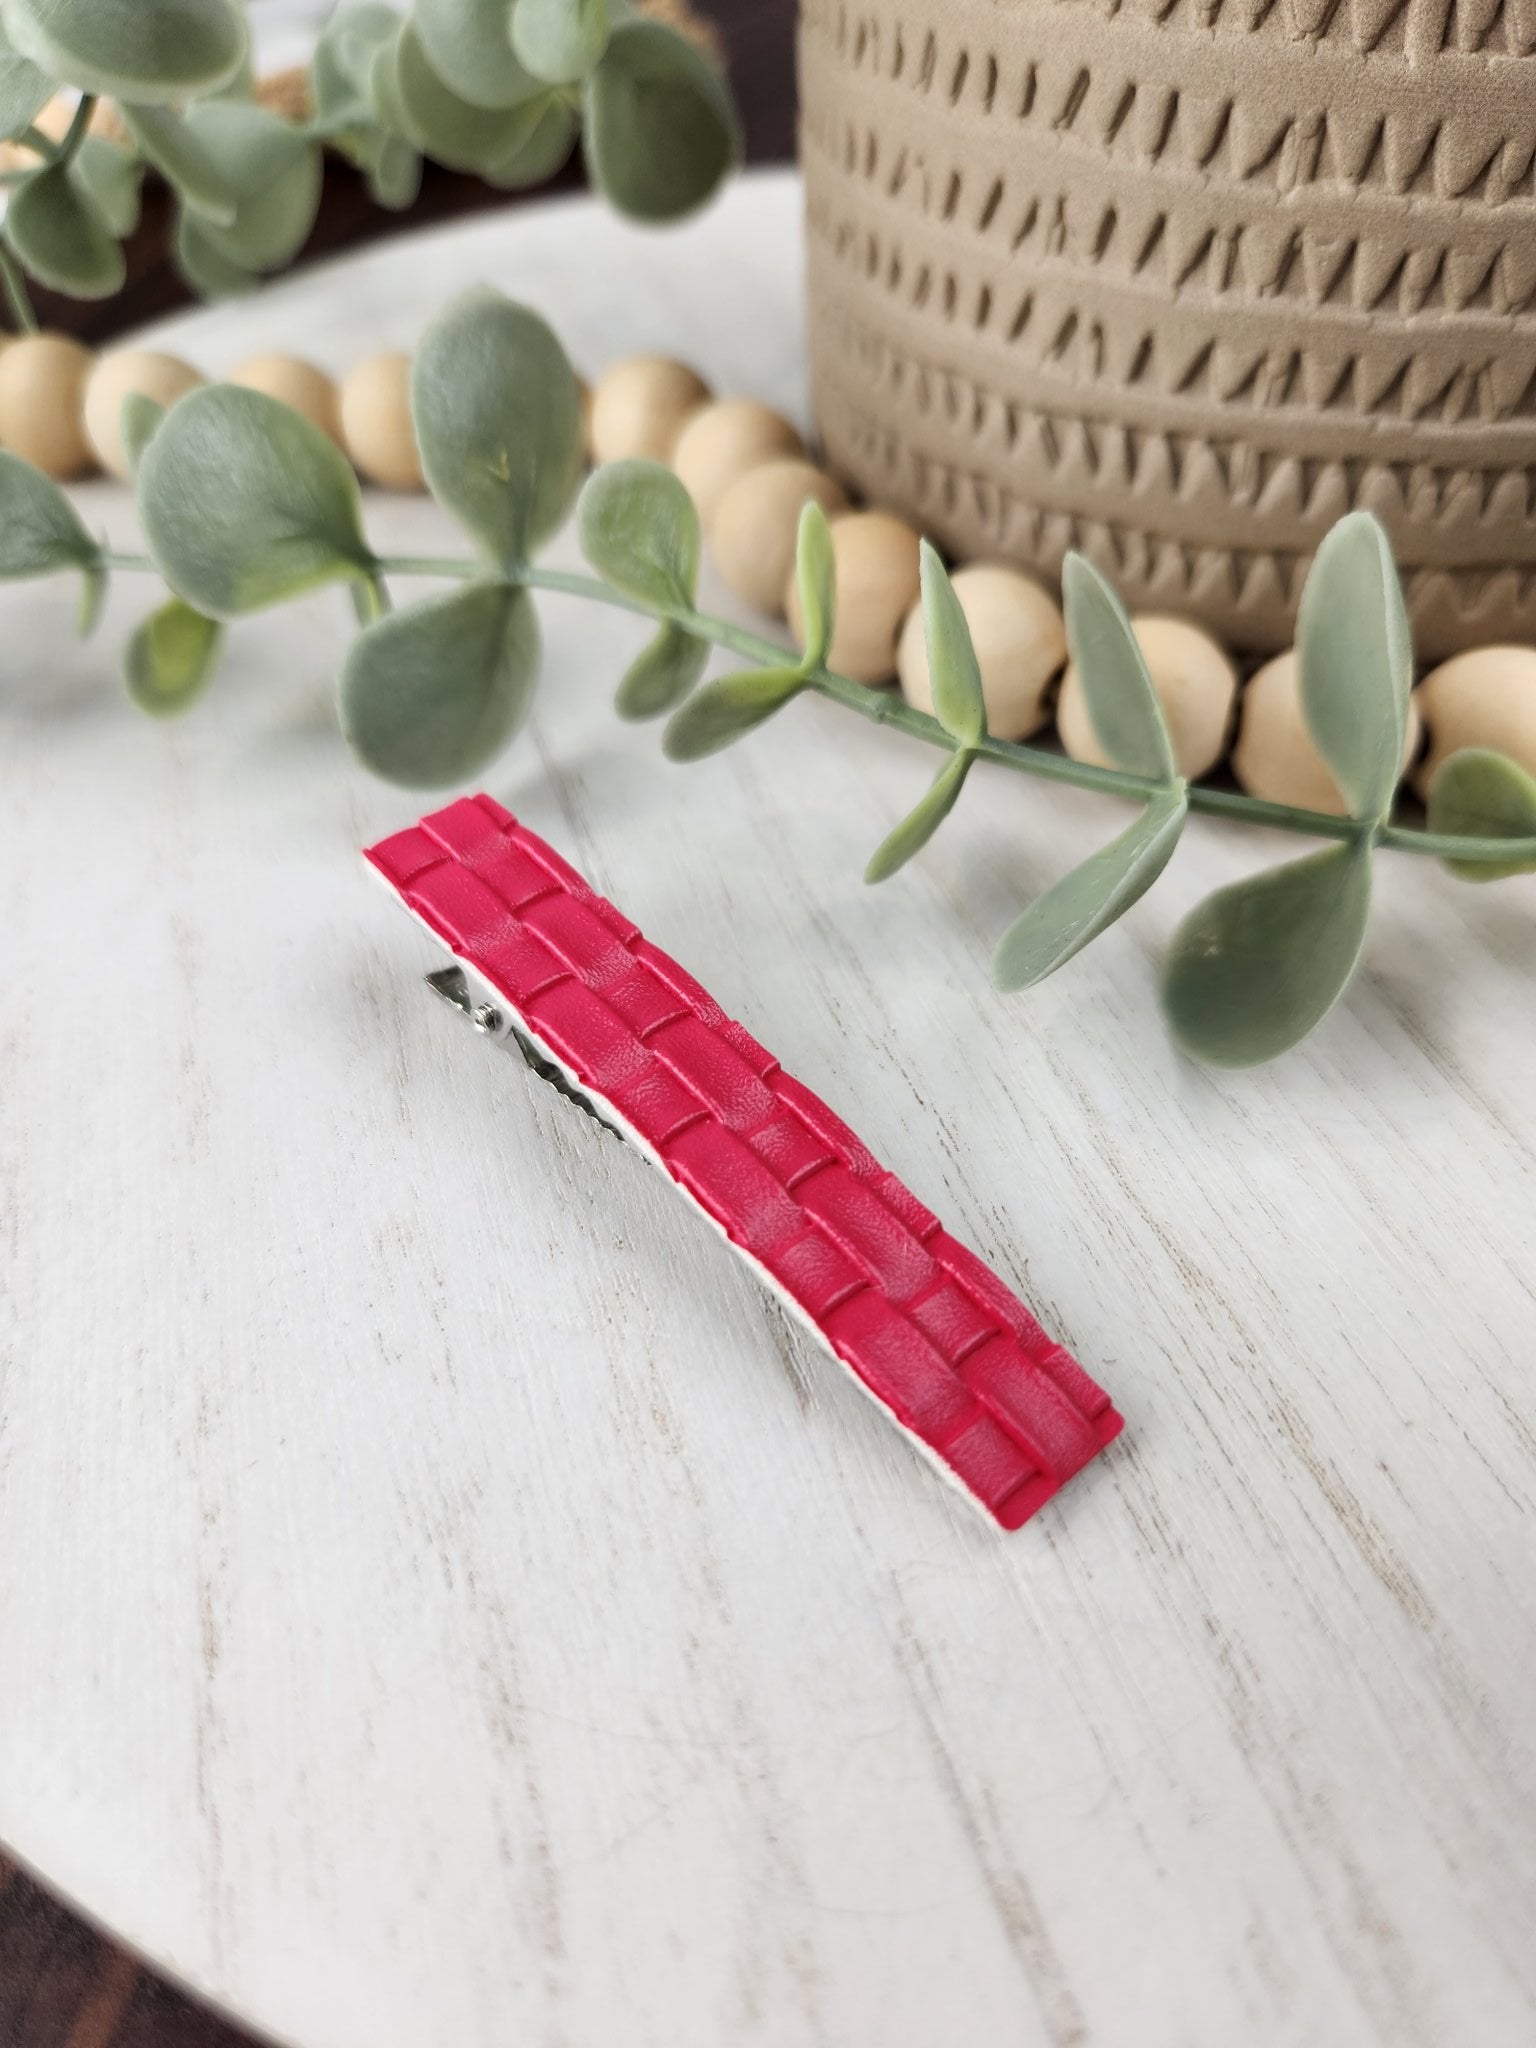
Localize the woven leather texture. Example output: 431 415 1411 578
801 0 1536 656
367 796 1122 1530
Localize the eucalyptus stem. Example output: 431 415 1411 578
9 97 98 182
1378 822 1517 861
374 554 479 581
90 541 1536 874
99 292 1527 1067
53 95 96 166
13 123 58 160
0 246 37 333
0 100 97 332
506 563 1536 869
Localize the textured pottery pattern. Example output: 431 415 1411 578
799 0 1536 655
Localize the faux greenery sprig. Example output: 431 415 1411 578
2 285 1533 1068
0 0 737 322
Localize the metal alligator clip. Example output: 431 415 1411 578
426 965 621 1140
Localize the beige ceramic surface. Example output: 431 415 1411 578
800 0 1536 656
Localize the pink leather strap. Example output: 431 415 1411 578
367 796 1122 1530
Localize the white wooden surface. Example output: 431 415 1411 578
2 173 1535 2048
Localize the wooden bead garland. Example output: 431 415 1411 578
83 350 205 481
582 356 1514 815
786 511 922 685
897 564 1064 742
5 328 1532 814
588 354 711 465
231 353 344 449
0 333 94 480
1412 649 1536 801
670 398 804 524
1234 653 1422 816
339 353 422 490
1058 616 1237 782
708 457 847 616
0 339 357 484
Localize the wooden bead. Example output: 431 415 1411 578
671 399 804 525
897 563 1064 741
339 352 422 489
785 511 922 685
0 332 94 479
1233 650 1422 815
83 350 205 481
708 458 847 615
1411 647 1536 801
230 353 343 447
1058 614 1238 779
0 95 120 174
0 92 66 169
589 355 710 465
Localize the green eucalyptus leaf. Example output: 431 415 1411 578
5 163 125 298
663 666 804 761
349 571 389 627
119 393 165 477
209 41 254 101
993 788 1186 992
615 621 708 720
120 105 239 223
364 131 422 207
76 561 105 637
137 384 373 616
311 62 371 137
918 541 985 747
125 597 221 716
0 242 26 328
578 459 699 607
415 0 535 107
0 19 52 140
366 22 415 134
0 450 101 607
1296 510 1412 823
483 92 575 187
339 580 539 786
392 20 548 171
1062 551 1176 783
583 19 739 223
173 104 322 274
175 211 257 297
311 1 400 130
1426 747 1536 881
213 143 321 272
411 286 584 565
318 91 419 204
1162 840 1373 1067
69 135 142 237
5 0 247 102
793 499 834 671
513 0 609 85
865 747 973 884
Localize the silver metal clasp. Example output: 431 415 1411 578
425 966 621 1141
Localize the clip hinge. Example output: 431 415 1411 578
425 967 622 1141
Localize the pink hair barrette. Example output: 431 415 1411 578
367 796 1122 1530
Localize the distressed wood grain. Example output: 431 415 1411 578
1 174 1533 2048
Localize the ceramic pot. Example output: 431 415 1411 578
799 0 1536 656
